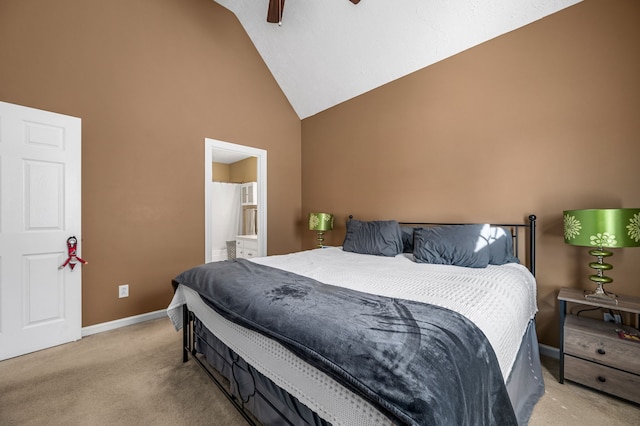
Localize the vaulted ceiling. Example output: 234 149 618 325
214 0 582 119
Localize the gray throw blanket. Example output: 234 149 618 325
174 259 517 426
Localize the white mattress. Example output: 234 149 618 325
167 247 538 425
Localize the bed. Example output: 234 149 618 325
167 215 543 425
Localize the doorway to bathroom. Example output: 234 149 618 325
204 138 267 263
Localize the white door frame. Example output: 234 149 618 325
204 138 267 263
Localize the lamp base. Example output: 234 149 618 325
316 231 325 249
584 284 618 305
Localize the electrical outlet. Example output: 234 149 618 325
118 284 129 298
604 313 615 323
614 314 622 324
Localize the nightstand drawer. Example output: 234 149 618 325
564 315 640 374
564 355 640 404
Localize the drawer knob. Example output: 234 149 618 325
596 348 606 355
597 376 607 383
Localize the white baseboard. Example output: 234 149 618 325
539 343 559 359
81 309 168 337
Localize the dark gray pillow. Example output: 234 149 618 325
413 224 490 268
488 226 520 265
401 226 415 253
343 219 403 257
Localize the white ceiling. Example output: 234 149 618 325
215 0 582 119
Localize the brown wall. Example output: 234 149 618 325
229 157 257 183
302 0 640 347
212 157 257 183
0 0 302 326
212 162 231 182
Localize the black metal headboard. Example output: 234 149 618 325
396 215 537 276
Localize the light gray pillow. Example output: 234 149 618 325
413 224 490 268
343 219 403 257
488 226 520 265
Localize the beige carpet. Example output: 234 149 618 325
1 317 637 425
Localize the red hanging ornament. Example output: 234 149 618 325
59 236 88 271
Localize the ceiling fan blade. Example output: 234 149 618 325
267 0 285 23
267 0 358 24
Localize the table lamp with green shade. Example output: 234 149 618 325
563 208 640 302
308 213 333 248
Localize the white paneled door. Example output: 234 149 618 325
0 101 82 360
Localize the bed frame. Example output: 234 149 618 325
178 214 537 425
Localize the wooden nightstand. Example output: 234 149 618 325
558 287 640 404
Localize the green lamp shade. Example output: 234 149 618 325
309 213 334 231
563 208 640 248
